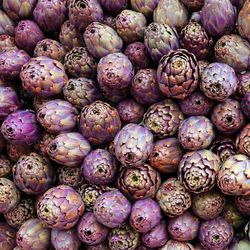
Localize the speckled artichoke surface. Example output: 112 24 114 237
178 116 215 150
143 99 184 138
217 154 250 196
0 222 16 250
241 93 250 119
236 124 250 157
156 178 191 217
0 10 15 36
238 1 250 41
200 62 238 101
178 150 220 194
20 56 68 97
157 49 199 99
114 123 154 166
80 101 122 146
37 185 85 229
93 190 131 228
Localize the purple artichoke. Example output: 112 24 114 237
181 0 204 11
99 0 127 14
7 142 31 162
236 124 250 157
33 132 55 157
241 93 250 119
235 195 250 216
103 14 116 29
238 1 250 42
198 60 209 76
131 0 159 17
0 10 16 36
32 97 52 111
0 34 17 52
159 240 194 250
237 71 250 97
0 155 12 177
94 190 131 228
0 222 16 250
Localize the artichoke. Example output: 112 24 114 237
178 116 215 151
241 93 250 119
237 72 250 97
236 124 250 157
200 0 236 37
218 154 250 196
32 97 52 111
238 1 250 42
37 185 85 229
235 195 250 216
115 9 147 43
215 34 250 73
13 152 54 195
97 52 134 89
84 22 123 59
198 217 234 250
131 0 159 17
201 63 238 101
144 22 179 62
157 49 199 100
7 142 31 162
1 110 41 145
80 101 122 146
0 10 16 36
33 132 55 157
156 178 191 217
0 155 12 177
159 240 194 250
103 14 116 29
198 60 209 76
114 123 154 166
143 99 184 138
47 132 91 167
20 56 68 98
0 34 17 52
0 222 16 250
77 212 109 245
181 0 204 11
99 0 127 14
93 190 131 228
178 150 220 193
16 218 50 250
86 242 110 250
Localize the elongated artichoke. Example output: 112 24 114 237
238 1 250 41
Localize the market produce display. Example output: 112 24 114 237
1 0 250 249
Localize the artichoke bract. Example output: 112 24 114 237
217 154 250 196
84 22 123 59
16 218 51 250
93 190 131 228
0 10 16 36
37 185 85 230
1 110 41 145
200 0 237 37
114 123 154 166
77 212 109 245
131 0 159 17
236 124 250 157
144 22 179 62
241 93 250 119
69 0 104 32
20 56 68 98
99 0 128 14
97 52 134 89
157 49 199 100
201 63 238 101
238 1 250 42
156 178 191 217
198 217 234 250
47 132 91 167
80 101 122 146
0 222 16 250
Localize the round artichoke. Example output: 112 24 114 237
157 49 199 99
236 124 250 157
0 10 16 36
181 0 204 11
114 123 154 166
159 240 194 250
238 1 250 41
241 93 250 119
37 185 85 229
131 0 159 17
80 101 122 146
99 0 127 14
156 178 191 217
93 190 131 228
33 132 55 157
7 142 31 162
0 222 16 250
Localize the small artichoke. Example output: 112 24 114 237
238 1 250 42
0 155 12 177
99 0 127 14
131 0 159 17
236 124 250 157
236 71 250 97
241 93 250 119
181 0 204 11
235 195 250 216
0 222 16 250
157 49 199 100
0 10 16 36
7 142 31 162
33 132 55 157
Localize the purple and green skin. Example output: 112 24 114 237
178 150 220 194
84 22 123 59
13 152 54 195
235 195 250 216
198 217 234 250
117 99 144 124
51 228 81 250
20 56 68 98
238 1 250 42
130 198 162 233
124 42 151 71
108 223 140 250
16 218 51 250
144 22 179 62
99 0 127 14
178 116 215 150
69 0 104 32
0 34 17 52
114 123 154 167
33 0 67 33
93 190 131 228
0 87 20 120
0 222 16 250
115 9 147 43
97 52 134 89
0 49 30 80
200 0 237 37
47 132 91 167
236 124 250 157
3 0 37 21
241 93 250 119
237 71 250 97
218 154 250 196
0 10 16 36
168 211 200 242
131 0 159 17
82 149 118 185
142 221 168 248
159 240 194 250
1 110 41 145
130 69 165 105
215 34 250 73
77 212 109 245
37 99 79 134
37 185 85 230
